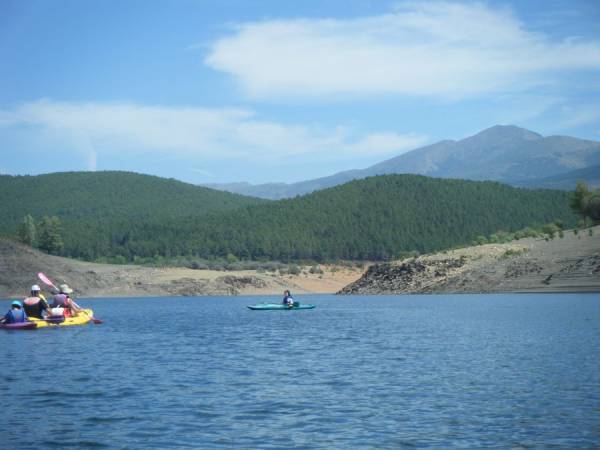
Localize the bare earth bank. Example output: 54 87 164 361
339 226 600 295
0 240 362 298
2 226 598 299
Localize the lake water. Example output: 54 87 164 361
2 293 600 449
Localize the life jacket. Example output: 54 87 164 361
51 294 74 317
6 308 26 324
52 294 69 308
23 296 47 319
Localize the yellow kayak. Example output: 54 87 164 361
29 309 94 328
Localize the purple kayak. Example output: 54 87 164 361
1 321 37 330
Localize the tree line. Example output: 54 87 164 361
3 172 580 263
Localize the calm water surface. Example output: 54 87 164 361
2 293 600 449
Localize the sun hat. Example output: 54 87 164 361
59 284 73 294
11 300 22 308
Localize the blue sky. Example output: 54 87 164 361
1 0 599 184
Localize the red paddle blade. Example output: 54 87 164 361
92 318 103 324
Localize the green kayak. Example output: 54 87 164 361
247 303 316 310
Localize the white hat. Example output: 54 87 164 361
31 284 41 292
59 284 73 294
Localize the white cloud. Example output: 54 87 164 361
3 99 253 156
64 131 98 171
557 104 600 130
204 2 600 99
190 167 216 178
0 99 428 165
348 132 427 156
493 95 565 125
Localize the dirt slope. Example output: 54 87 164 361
0 240 362 298
339 226 600 294
3 226 597 299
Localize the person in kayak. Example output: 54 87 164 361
51 284 80 317
22 284 49 319
282 290 294 308
2 300 28 324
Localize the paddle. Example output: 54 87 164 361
37 272 102 324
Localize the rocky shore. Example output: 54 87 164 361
339 226 600 294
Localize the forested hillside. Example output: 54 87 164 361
173 175 576 261
1 172 576 262
0 171 266 226
0 171 268 259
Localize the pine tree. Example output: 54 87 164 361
17 214 36 246
571 181 600 225
570 181 589 224
37 216 64 255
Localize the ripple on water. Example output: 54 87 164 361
2 293 600 449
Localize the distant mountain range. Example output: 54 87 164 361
515 164 600 190
205 125 600 199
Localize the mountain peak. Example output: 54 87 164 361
205 125 599 199
471 125 542 142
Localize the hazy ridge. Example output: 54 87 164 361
206 125 600 199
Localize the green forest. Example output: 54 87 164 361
1 171 578 263
0 171 266 225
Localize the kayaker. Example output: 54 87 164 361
51 284 80 317
23 284 49 319
282 290 294 308
2 300 28 324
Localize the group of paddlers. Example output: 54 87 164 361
2 283 80 324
